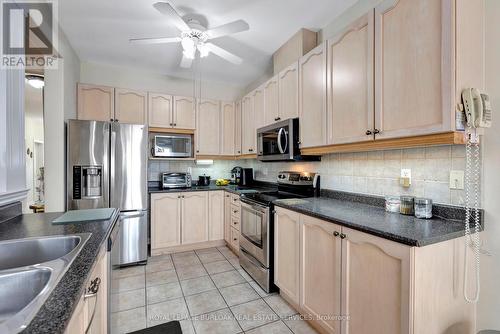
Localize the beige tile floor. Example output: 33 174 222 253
110 246 319 334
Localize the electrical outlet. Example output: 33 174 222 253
450 170 465 189
400 169 411 187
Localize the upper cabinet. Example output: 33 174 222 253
235 100 242 155
196 99 220 155
241 95 255 155
173 96 196 130
374 0 453 139
148 93 173 128
114 88 148 124
264 75 279 125
279 61 299 121
77 84 114 122
327 12 374 145
253 87 265 130
221 101 235 156
299 43 327 148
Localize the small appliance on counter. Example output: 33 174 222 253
231 166 253 186
161 172 192 189
198 174 211 186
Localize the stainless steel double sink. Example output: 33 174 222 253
0 234 91 333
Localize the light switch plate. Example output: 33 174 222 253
450 170 465 189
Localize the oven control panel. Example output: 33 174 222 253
277 171 316 185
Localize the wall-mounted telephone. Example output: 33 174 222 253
461 88 492 304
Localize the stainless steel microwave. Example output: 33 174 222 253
152 134 193 158
257 118 320 162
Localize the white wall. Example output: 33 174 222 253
44 28 81 212
80 62 245 101
478 0 500 329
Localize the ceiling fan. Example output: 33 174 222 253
130 2 249 68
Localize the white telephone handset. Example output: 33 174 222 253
461 88 492 303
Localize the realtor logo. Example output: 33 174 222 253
1 0 58 69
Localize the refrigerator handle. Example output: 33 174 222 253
110 123 116 206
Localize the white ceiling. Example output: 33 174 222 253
59 0 356 87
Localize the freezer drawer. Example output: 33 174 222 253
119 211 148 265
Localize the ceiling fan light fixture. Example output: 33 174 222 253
183 48 195 60
25 74 44 89
197 43 209 58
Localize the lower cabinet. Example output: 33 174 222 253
274 207 474 334
151 191 226 253
65 244 108 334
225 193 241 254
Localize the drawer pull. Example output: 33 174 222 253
333 231 340 237
340 233 346 239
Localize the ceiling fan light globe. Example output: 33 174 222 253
198 44 209 58
183 49 195 60
181 37 195 52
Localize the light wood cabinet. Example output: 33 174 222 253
274 207 301 305
300 215 341 334
114 88 147 124
196 99 221 155
299 43 327 148
209 191 224 241
374 0 453 139
181 192 209 244
65 245 108 334
328 12 374 145
221 101 235 156
253 87 265 130
341 227 411 334
241 95 255 154
148 93 173 128
224 193 232 245
235 100 242 155
173 96 196 130
230 227 240 252
77 84 114 122
278 61 299 121
151 193 181 249
264 75 279 125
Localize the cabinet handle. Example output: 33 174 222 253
84 277 101 298
365 130 372 135
333 231 340 237
237 150 241 153
233 210 238 213
196 150 200 153
374 129 380 135
110 118 114 122
115 119 119 122
173 123 177 126
233 238 237 241
226 195 230 198
340 233 346 239
169 123 173 126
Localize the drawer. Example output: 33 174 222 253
230 216 240 231
230 227 239 250
230 194 241 207
230 204 240 219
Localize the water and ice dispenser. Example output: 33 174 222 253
72 166 103 199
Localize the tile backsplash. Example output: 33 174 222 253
148 145 466 206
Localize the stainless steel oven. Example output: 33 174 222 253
240 199 270 266
152 134 193 158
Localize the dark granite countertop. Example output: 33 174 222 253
148 184 277 195
0 209 119 333
274 197 471 247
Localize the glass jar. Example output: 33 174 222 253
400 196 415 215
414 198 433 219
385 196 401 213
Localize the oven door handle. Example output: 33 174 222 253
240 198 269 212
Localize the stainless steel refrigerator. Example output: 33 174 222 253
67 119 148 265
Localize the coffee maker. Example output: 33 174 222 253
231 166 253 186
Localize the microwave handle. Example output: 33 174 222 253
277 128 288 154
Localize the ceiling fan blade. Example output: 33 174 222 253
129 37 181 45
205 43 243 65
153 2 191 31
205 19 249 39
180 54 193 68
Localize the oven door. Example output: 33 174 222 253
240 198 270 267
257 118 297 161
153 134 192 158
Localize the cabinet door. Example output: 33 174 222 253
253 87 265 130
300 215 341 334
148 93 173 128
341 227 411 334
151 193 181 249
274 207 301 305
209 191 225 241
77 84 114 122
221 101 235 156
241 95 255 154
264 75 279 125
196 99 221 155
328 12 374 145
299 43 328 148
235 100 242 155
224 193 232 244
374 0 453 139
278 61 299 120
181 192 209 244
85 246 108 334
173 96 196 129
115 88 147 124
